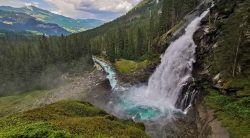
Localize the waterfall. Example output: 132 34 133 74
120 8 210 120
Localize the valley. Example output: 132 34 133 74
0 5 104 35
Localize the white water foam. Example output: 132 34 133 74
121 9 210 119
93 57 118 89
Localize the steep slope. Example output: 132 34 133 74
0 10 70 35
193 0 250 137
0 100 149 138
0 6 105 33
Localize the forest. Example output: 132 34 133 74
0 0 199 95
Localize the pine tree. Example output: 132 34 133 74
159 0 173 34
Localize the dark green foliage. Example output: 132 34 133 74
159 0 199 35
0 0 200 95
71 0 199 61
159 0 173 34
0 32 93 96
210 0 250 78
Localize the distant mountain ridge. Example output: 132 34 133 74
0 10 70 36
0 6 105 33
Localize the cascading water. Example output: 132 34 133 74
119 8 211 120
92 7 211 121
92 57 118 89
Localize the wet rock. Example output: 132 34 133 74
201 16 209 24
213 73 220 82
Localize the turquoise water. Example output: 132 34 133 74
118 97 185 121
93 57 118 89
92 8 211 122
119 98 162 121
93 57 183 121
93 57 162 120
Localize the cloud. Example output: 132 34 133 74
24 2 39 7
44 0 141 20
0 0 25 7
0 0 40 7
0 0 142 20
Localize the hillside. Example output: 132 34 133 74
0 100 149 138
0 6 105 33
0 10 70 36
68 0 199 61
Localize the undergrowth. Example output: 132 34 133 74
203 82 250 138
0 100 148 138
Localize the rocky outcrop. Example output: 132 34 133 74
116 63 157 85
192 1 238 137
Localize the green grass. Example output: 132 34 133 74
0 122 71 138
0 90 49 117
115 59 151 74
0 100 149 138
203 83 250 138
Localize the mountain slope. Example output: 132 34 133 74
0 6 105 33
0 0 201 94
68 0 199 61
0 100 149 138
0 10 70 35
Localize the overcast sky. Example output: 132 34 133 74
0 0 142 21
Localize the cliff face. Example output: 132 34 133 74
193 0 250 137
194 0 250 91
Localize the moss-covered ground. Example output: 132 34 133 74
202 81 250 138
0 100 149 138
115 54 160 74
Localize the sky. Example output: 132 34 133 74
0 0 142 21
